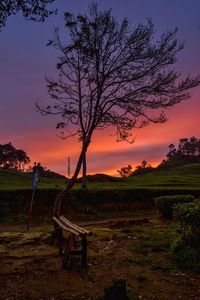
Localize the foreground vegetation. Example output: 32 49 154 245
0 212 200 300
1 162 200 298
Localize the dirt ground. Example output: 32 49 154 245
0 214 200 300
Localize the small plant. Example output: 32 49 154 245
148 230 172 252
154 194 194 218
136 274 147 281
121 227 133 234
127 286 138 300
127 256 152 266
130 241 146 253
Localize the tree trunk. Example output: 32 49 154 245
53 137 90 217
82 151 87 188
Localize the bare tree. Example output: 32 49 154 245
37 3 200 216
0 0 56 30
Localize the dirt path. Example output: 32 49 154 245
0 212 155 232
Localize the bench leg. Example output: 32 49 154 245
58 227 63 256
62 234 75 269
82 234 87 269
62 234 88 270
53 221 63 255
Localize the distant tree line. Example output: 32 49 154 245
117 160 153 177
133 160 153 174
161 136 200 165
0 142 30 170
117 165 133 178
0 142 65 178
118 136 200 177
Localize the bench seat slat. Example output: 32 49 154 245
53 217 80 236
60 216 91 235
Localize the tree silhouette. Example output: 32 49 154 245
117 165 133 177
0 0 56 30
0 142 30 170
166 143 177 160
133 160 153 175
37 3 200 216
163 136 200 165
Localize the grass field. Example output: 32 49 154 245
0 163 200 190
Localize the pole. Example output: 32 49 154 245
67 157 71 178
26 189 35 231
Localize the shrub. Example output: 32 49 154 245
154 194 194 218
171 200 200 272
173 199 200 237
171 236 200 272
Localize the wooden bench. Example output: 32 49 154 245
53 215 92 269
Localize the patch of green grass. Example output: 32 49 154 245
144 231 171 251
127 222 179 274
121 227 134 234
127 256 153 266
131 227 177 253
130 241 147 254
150 261 174 271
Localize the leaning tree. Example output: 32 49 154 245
0 0 56 30
37 3 200 216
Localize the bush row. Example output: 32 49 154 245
154 194 195 218
154 193 200 272
0 188 154 222
1 188 200 223
171 200 200 272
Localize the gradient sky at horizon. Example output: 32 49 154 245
1 0 200 176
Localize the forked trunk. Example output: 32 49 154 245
53 138 90 217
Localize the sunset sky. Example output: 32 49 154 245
1 0 200 176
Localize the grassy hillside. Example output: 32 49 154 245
0 163 200 190
82 163 200 190
0 169 66 190
125 163 200 190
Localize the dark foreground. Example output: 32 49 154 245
0 213 200 300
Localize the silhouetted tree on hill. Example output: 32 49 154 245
166 144 177 160
37 3 200 216
0 0 56 30
0 142 30 170
117 165 133 177
133 160 153 175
